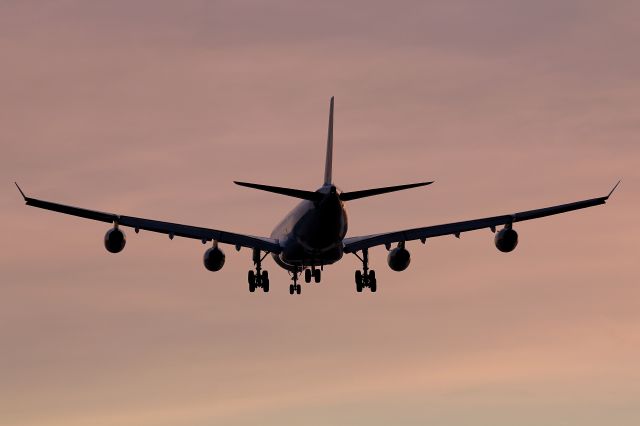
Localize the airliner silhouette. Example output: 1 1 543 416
16 97 619 295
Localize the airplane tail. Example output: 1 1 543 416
235 97 433 202
324 96 334 185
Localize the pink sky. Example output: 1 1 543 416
1 1 639 425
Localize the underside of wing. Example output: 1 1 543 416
343 181 620 254
15 183 281 254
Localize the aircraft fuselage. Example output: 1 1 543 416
271 184 348 270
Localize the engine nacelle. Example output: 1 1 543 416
203 246 226 271
387 246 411 271
495 227 518 252
104 227 126 253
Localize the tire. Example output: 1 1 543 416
262 270 269 280
289 284 294 295
356 281 363 292
262 278 269 293
369 270 376 280
370 278 377 293
355 270 362 285
249 281 256 292
248 270 255 286
314 269 321 283
296 284 301 294
304 269 312 283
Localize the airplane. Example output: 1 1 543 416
15 97 620 295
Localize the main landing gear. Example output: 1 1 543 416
304 267 321 284
354 248 377 293
248 248 270 293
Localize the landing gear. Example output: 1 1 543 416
304 267 322 284
248 249 269 293
289 270 302 295
354 248 377 293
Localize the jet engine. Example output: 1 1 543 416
387 245 411 271
203 245 226 271
494 227 518 252
104 227 126 253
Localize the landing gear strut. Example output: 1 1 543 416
354 248 377 293
248 248 269 293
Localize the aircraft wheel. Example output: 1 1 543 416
248 270 255 286
313 269 321 283
296 284 301 294
370 278 377 293
355 270 362 285
249 280 256 292
304 269 312 283
289 284 294 295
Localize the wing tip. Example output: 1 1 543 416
606 180 622 199
14 181 26 200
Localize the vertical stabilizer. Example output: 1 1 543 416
324 97 334 185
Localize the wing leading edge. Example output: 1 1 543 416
15 183 281 253
343 181 621 253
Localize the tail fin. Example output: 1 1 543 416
324 96 334 185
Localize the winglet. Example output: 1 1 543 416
606 180 621 199
14 182 27 200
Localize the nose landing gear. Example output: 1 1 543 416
354 248 377 293
289 270 302 295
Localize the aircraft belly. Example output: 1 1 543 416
276 236 343 269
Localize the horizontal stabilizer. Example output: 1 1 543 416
340 181 433 201
234 181 322 201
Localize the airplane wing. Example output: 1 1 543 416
343 182 620 254
15 183 282 253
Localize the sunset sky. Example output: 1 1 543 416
1 1 639 425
